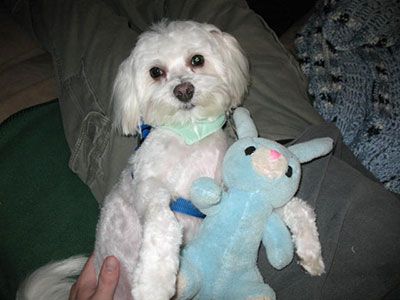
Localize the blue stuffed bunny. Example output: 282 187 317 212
175 107 333 300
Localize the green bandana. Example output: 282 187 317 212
157 114 227 145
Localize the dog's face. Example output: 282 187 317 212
113 20 250 135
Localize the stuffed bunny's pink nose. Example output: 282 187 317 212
269 150 281 161
252 147 288 179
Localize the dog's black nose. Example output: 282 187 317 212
173 82 195 102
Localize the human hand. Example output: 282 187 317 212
69 254 120 300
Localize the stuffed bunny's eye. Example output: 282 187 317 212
286 166 293 178
245 146 256 156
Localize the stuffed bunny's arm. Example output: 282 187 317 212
190 177 222 216
263 212 294 270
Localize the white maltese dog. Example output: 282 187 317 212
96 20 250 300
17 20 324 300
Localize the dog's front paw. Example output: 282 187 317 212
132 206 182 300
276 197 325 276
132 265 176 300
294 220 326 276
132 284 174 300
132 256 180 300
298 252 325 276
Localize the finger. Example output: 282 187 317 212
74 254 98 299
68 282 78 300
79 254 97 287
91 256 120 300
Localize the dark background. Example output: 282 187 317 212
247 0 317 36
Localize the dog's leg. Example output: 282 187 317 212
275 197 325 276
94 172 143 300
132 178 183 300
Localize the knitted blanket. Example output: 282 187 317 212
295 0 400 193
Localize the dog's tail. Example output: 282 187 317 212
16 255 87 300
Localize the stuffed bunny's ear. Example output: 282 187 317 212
288 138 334 163
233 107 258 139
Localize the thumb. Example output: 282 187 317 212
92 256 120 300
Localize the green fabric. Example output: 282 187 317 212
156 114 227 145
0 100 99 300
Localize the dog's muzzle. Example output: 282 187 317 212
174 82 195 102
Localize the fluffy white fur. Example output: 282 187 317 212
113 20 249 133
275 197 325 276
101 20 250 300
17 20 324 300
16 256 87 300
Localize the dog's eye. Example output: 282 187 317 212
149 67 164 79
191 55 204 67
285 166 293 178
244 146 256 156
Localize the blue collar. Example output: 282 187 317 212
132 124 206 219
170 198 206 218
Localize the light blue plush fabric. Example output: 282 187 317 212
295 0 400 193
176 108 333 300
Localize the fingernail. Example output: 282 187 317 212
105 256 117 272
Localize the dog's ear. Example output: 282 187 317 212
205 25 250 109
112 54 141 135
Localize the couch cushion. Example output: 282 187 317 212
0 100 99 300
